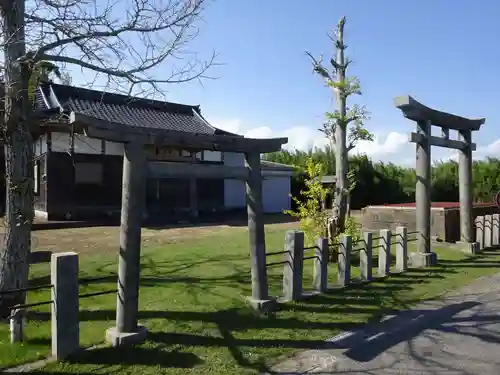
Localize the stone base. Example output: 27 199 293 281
410 251 438 268
455 241 480 254
106 325 148 347
245 297 278 313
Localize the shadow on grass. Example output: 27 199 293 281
24 249 500 373
68 346 203 368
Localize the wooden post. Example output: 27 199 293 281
378 229 391 276
106 142 148 347
459 130 474 243
338 235 351 287
51 252 79 360
245 151 274 311
283 230 304 301
395 226 408 272
360 231 373 281
313 237 329 293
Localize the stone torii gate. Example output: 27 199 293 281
70 112 287 346
394 96 485 266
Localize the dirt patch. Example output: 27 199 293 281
27 218 299 255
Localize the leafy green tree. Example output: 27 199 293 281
285 158 331 244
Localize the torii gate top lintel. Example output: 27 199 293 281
394 95 485 132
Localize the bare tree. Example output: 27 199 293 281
307 17 373 236
0 0 217 315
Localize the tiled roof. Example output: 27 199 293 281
36 83 238 136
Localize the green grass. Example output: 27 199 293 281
1 225 500 374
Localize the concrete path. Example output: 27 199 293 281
266 273 500 374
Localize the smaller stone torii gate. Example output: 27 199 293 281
70 112 287 346
394 96 485 266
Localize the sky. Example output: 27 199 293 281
71 0 500 166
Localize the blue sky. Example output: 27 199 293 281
70 0 500 165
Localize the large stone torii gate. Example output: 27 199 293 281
70 112 288 346
394 96 485 266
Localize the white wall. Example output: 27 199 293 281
223 152 246 209
223 152 292 213
263 177 291 213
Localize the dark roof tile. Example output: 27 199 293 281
36 83 238 136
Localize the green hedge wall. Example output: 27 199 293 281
264 148 500 209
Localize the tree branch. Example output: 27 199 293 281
16 0 218 96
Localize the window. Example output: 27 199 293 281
74 162 103 184
203 151 222 162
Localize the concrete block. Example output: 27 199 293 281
456 241 480 254
106 325 148 347
245 297 278 313
410 251 438 268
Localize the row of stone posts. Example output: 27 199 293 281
475 214 500 251
278 226 410 302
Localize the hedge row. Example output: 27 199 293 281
263 148 500 209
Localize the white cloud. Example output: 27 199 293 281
476 139 500 157
212 118 500 165
352 132 407 158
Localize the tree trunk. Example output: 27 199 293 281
0 0 33 317
334 19 348 234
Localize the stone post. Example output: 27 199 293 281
10 308 25 344
493 213 500 247
51 252 79 360
485 214 493 249
475 215 485 250
415 120 437 266
413 120 437 266
395 226 408 272
283 230 304 301
360 231 373 281
107 142 148 347
245 151 275 311
378 229 391 276
458 130 474 243
313 237 329 293
338 235 351 287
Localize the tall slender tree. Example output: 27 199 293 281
307 16 373 234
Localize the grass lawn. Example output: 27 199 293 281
1 219 500 374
